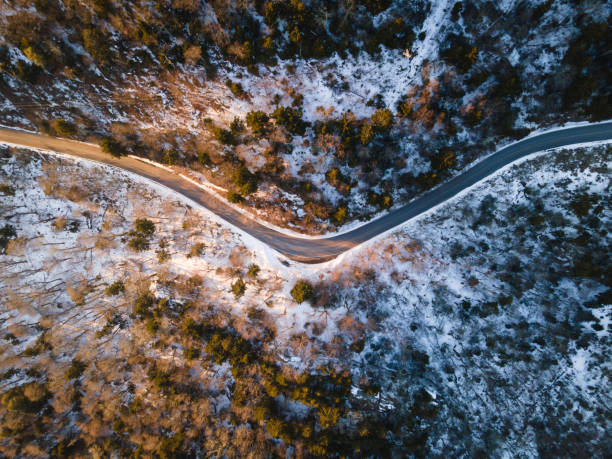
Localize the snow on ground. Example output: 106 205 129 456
0 146 348 370
305 137 612 247
332 141 611 275
194 0 454 126
404 0 451 83
315 142 611 455
2 0 605 240
1 138 609 455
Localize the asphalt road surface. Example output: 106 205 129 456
1 121 611 263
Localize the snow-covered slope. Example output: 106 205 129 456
1 140 610 456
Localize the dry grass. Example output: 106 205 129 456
51 216 67 231
66 278 93 306
37 164 58 195
228 246 248 267
5 236 27 256
94 234 117 251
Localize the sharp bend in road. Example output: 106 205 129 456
1 122 611 263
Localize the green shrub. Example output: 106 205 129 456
368 191 392 209
350 339 365 353
587 98 611 121
22 42 51 69
187 242 205 258
2 388 29 413
163 150 178 165
0 368 20 380
563 22 607 68
225 78 245 97
367 191 381 207
246 111 270 135
232 165 257 195
134 218 155 237
317 405 341 429
0 224 17 254
416 171 441 190
198 151 211 166
272 106 308 135
134 292 156 317
205 330 254 366
214 127 235 145
371 108 393 131
23 335 50 357
247 264 260 278
65 359 86 380
104 280 125 296
569 194 594 218
300 181 313 194
14 60 41 83
157 248 170 263
360 123 374 145
266 418 289 441
360 0 393 14
326 167 343 184
254 403 271 422
441 33 478 74
380 194 393 209
180 317 204 339
66 220 80 233
289 25 302 45
100 138 124 157
431 148 456 172
451 2 463 20
230 117 244 135
227 191 243 203
262 35 276 55
498 295 513 306
148 366 172 393
91 0 112 14
183 347 200 361
53 119 77 137
95 313 123 338
145 317 159 335
0 184 15 196
158 432 185 459
128 235 149 251
232 279 246 298
491 68 522 100
573 254 602 279
332 206 348 225
247 306 264 320
291 280 314 303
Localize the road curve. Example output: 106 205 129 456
1 122 611 263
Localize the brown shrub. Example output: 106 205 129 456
67 280 92 306
51 216 67 231
229 246 248 267
24 383 47 403
5 236 27 256
60 185 88 203
37 172 58 196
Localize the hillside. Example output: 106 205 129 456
1 140 610 456
1 0 611 456
0 0 610 233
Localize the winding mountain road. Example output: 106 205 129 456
1 122 611 263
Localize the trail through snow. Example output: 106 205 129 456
405 0 451 83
